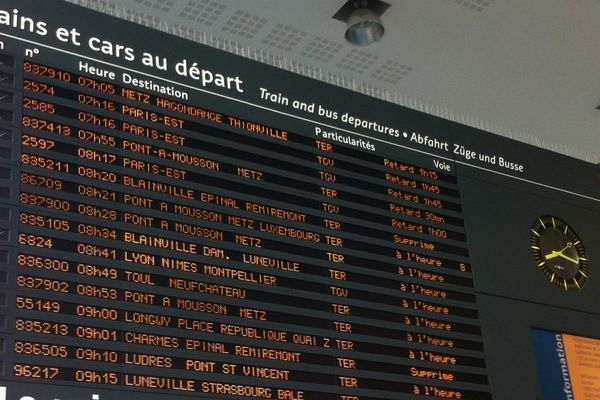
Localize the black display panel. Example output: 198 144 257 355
0 1 598 399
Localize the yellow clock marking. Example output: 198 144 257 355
530 216 589 291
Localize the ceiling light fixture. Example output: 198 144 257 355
333 0 390 46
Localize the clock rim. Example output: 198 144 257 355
529 215 589 291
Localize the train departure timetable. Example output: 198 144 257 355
1 1 600 400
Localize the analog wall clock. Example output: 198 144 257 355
530 216 589 291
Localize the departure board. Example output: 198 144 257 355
0 1 599 400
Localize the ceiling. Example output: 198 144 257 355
69 0 600 163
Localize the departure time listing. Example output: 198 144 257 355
0 48 493 400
